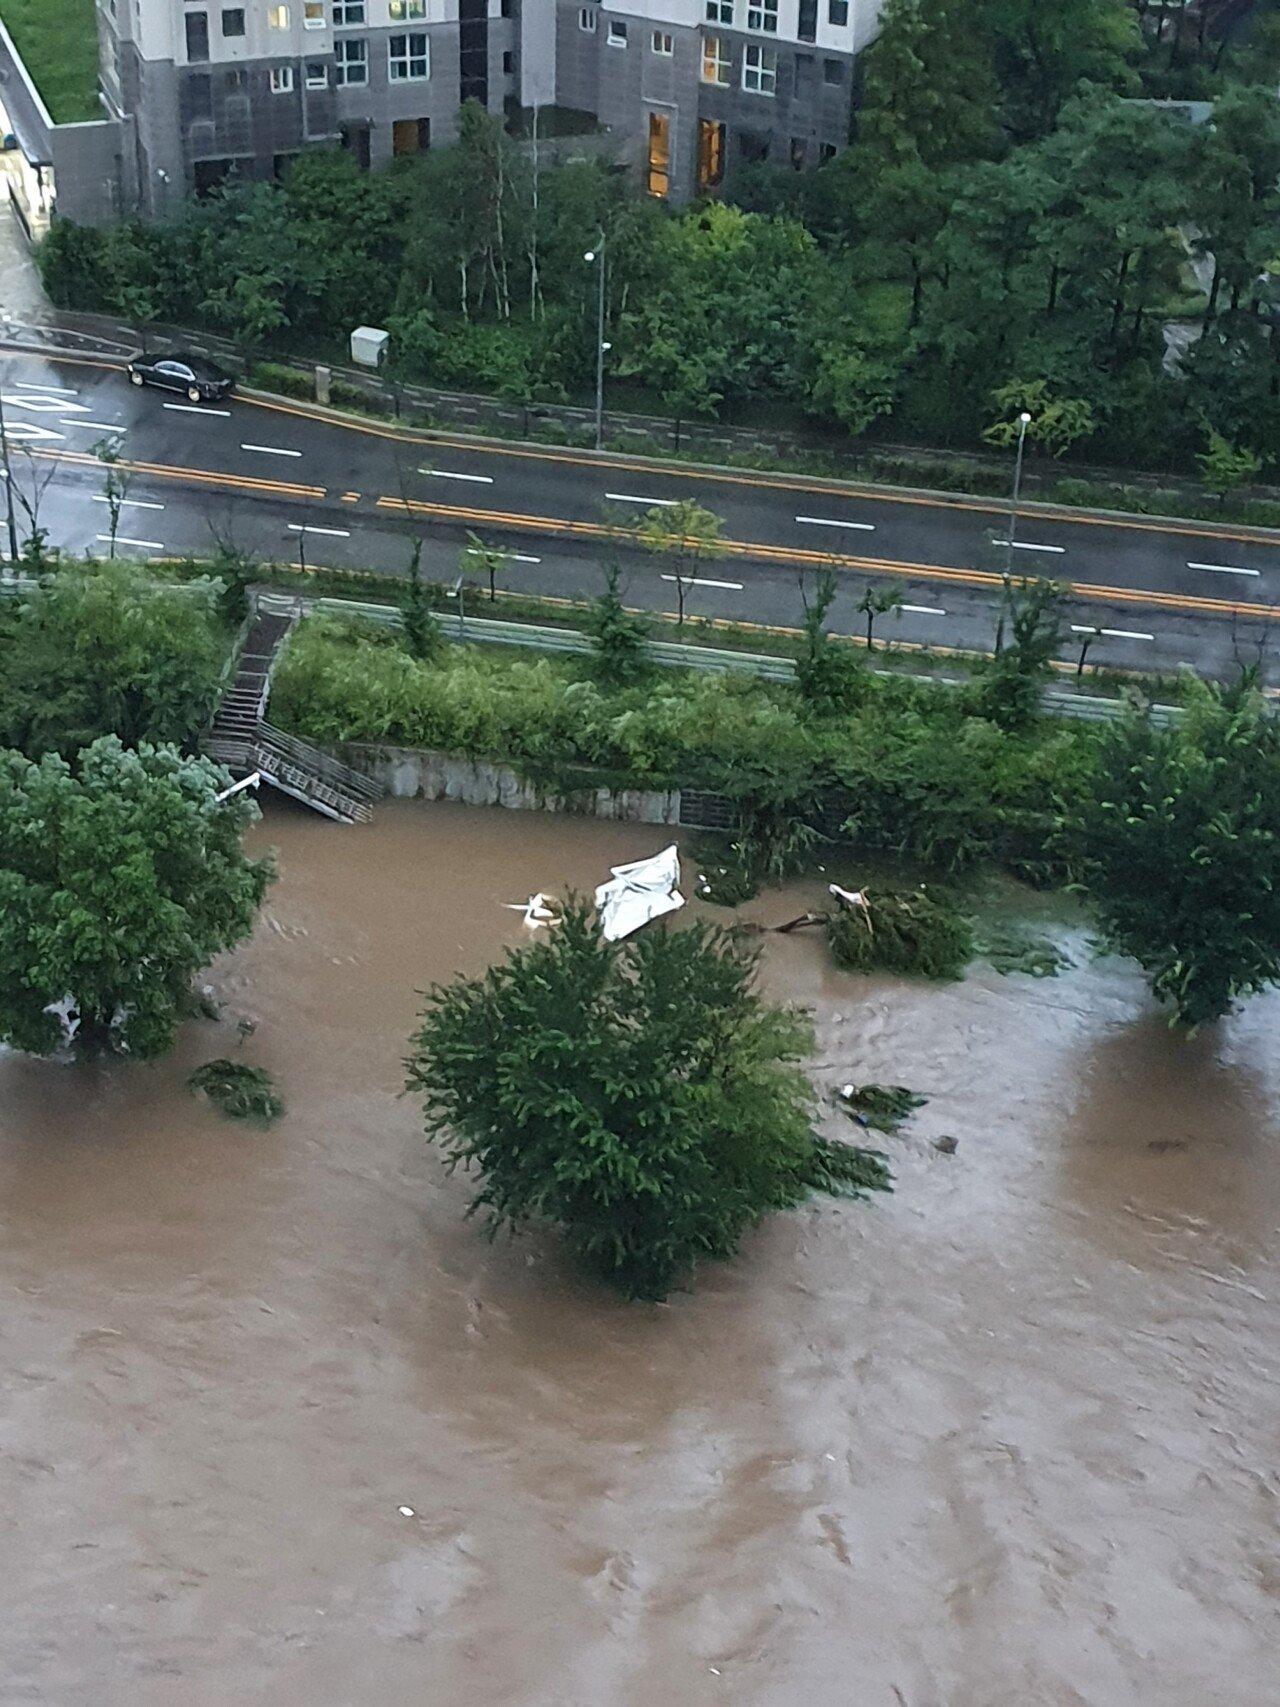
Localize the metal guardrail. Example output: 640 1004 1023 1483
304 594 1187 724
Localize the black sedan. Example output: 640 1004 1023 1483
127 351 234 404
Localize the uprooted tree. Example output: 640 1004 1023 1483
0 738 273 1058
406 902 890 1300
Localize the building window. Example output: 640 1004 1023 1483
701 35 729 84
270 64 295 91
823 57 842 84
828 0 848 21
789 137 806 169
820 141 837 162
502 49 515 72
335 37 367 81
389 0 426 16
705 0 732 21
305 59 328 86
651 30 673 54
267 4 289 26
303 0 325 25
746 0 777 31
185 10 210 58
389 31 429 78
742 43 775 94
607 19 627 45
646 111 670 198
797 0 816 40
696 117 724 190
578 6 595 27
221 7 245 36
333 0 364 20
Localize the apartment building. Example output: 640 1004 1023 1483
0 0 884 229
554 0 884 200
94 0 523 212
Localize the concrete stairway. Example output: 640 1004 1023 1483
202 594 383 824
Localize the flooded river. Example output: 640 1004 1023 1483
1 801 1276 1705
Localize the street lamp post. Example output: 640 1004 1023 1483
0 385 20 570
994 410 1033 655
584 236 607 452
1006 409 1033 573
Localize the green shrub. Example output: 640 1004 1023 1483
189 1060 284 1124
826 887 974 981
249 361 313 400
0 561 227 760
406 901 890 1300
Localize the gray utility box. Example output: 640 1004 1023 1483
349 326 389 368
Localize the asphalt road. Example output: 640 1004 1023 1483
4 345 1280 682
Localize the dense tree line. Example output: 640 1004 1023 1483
38 3 1280 471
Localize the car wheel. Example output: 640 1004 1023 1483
186 386 202 403
129 370 144 386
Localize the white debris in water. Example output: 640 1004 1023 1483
398 1506 415 1518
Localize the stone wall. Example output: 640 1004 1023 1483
342 744 682 825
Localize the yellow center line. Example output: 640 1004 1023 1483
9 347 1280 550
374 495 1280 624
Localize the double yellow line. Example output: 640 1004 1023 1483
44 446 323 502
375 495 1280 624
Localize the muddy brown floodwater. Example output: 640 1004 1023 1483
1 800 1277 1706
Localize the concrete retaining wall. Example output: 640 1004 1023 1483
342 744 681 826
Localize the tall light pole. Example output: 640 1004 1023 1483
994 410 1033 655
0 385 20 570
1006 409 1033 573
584 235 607 452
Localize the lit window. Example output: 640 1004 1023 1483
651 30 673 54
333 0 363 20
646 110 670 198
303 0 325 26
389 0 426 15
697 117 725 190
389 31 429 78
746 0 777 31
706 0 732 20
334 36 367 81
578 5 595 27
700 35 728 84
270 64 295 91
607 19 627 45
742 42 775 94
305 59 327 85
267 3 289 25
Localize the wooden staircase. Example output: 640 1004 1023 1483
202 594 383 824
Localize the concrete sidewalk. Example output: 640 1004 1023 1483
0 205 48 320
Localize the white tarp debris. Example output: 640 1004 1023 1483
829 884 866 910
594 845 685 942
503 892 559 930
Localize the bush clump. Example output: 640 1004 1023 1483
188 1059 284 1124
406 901 890 1300
826 887 974 981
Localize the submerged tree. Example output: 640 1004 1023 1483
407 903 890 1300
1076 675 1280 1028
0 738 273 1058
